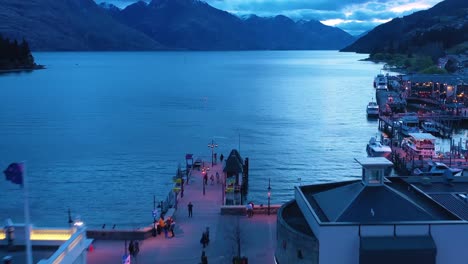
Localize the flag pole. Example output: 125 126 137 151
23 162 33 264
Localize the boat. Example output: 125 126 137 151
366 101 379 117
366 136 392 159
434 121 452 138
413 161 463 176
421 121 439 135
399 113 420 136
401 132 436 158
373 74 388 91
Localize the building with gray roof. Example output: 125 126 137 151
276 157 468 264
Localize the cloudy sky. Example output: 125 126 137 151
100 0 444 35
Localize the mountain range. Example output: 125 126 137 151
0 0 355 51
0 0 162 50
341 0 468 58
107 0 355 50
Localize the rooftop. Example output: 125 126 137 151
406 176 468 221
299 177 461 224
408 133 437 140
355 157 393 168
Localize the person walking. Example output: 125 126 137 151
128 240 135 257
205 227 210 246
200 232 208 248
203 173 208 185
163 219 169 238
170 219 176 237
210 174 214 185
220 153 224 163
201 250 208 264
134 240 140 259
216 172 220 184
188 202 193 218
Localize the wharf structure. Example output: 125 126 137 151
376 74 468 127
371 73 468 175
0 222 92 264
0 151 277 264
276 157 468 264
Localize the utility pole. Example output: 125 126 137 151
267 178 271 216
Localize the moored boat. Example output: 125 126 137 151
399 113 420 136
374 74 388 91
366 136 392 159
413 161 463 176
401 132 436 158
366 101 379 117
421 121 439 135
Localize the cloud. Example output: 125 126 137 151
206 0 444 35
98 0 445 35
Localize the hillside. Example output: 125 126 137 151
108 0 355 50
341 0 468 58
0 0 162 50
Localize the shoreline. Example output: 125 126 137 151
0 64 46 74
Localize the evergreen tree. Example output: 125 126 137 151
0 35 35 70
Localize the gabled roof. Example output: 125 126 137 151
223 151 243 173
229 149 243 164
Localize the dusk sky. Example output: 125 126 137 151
99 0 445 35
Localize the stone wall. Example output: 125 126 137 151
275 200 319 264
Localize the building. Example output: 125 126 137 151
1 221 92 264
276 157 468 264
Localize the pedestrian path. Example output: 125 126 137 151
87 160 277 264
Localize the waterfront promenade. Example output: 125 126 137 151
87 162 277 264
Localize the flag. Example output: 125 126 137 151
4 162 24 186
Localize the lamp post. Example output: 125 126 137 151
208 139 218 166
267 178 271 215
153 195 158 234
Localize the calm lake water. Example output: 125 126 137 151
0 51 463 228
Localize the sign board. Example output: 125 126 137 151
152 209 160 218
122 254 131 264
173 178 182 183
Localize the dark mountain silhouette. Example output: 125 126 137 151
341 0 468 58
0 0 162 50
108 0 355 50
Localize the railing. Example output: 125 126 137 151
37 227 92 264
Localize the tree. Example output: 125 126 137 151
227 217 248 264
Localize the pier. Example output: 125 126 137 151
86 158 278 264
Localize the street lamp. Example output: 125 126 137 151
208 139 218 166
267 178 271 215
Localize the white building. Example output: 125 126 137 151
276 157 468 264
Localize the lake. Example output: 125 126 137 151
0 51 463 228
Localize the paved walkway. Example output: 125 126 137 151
87 161 277 264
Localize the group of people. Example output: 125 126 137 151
206 172 221 185
156 216 176 238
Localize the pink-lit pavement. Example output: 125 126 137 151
87 162 277 264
